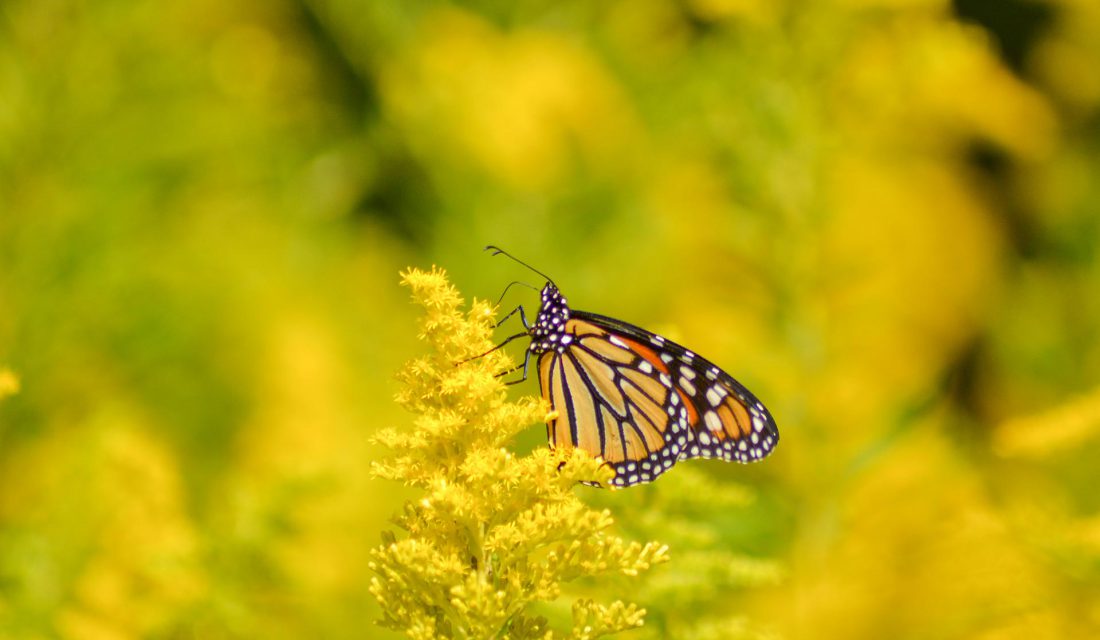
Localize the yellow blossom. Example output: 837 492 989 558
369 268 668 639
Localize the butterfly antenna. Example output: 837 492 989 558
484 245 557 287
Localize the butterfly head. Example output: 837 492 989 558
530 282 572 354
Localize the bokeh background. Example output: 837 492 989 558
2 0 1099 637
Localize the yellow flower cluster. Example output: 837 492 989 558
0 369 18 401
369 268 668 639
584 465 782 639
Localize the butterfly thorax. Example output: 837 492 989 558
529 283 573 354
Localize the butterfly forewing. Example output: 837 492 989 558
573 310 779 462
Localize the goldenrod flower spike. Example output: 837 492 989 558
370 267 669 639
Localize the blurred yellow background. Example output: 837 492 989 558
2 0 1099 637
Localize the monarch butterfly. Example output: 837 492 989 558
476 246 779 487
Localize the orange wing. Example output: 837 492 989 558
537 319 691 487
537 314 778 487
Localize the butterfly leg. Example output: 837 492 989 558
493 280 539 308
454 330 529 366
497 348 531 385
494 304 531 330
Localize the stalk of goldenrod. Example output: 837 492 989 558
369 267 668 640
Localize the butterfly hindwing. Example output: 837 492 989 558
537 318 691 487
